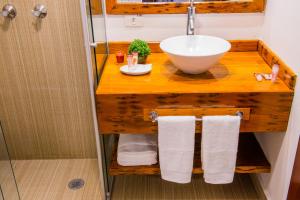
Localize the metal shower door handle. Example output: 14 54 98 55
0 4 17 19
32 4 47 18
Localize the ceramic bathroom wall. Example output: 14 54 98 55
0 0 97 159
93 13 264 42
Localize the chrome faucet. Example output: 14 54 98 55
187 0 196 35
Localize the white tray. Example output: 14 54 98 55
120 64 152 76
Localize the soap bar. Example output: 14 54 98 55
263 74 272 80
254 73 263 82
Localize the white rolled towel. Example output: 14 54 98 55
117 134 158 166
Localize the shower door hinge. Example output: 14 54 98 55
90 42 98 48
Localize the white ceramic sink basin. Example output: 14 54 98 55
160 35 231 74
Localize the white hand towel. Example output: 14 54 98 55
158 116 195 184
117 134 157 166
201 116 241 184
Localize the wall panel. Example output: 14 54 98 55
0 0 97 159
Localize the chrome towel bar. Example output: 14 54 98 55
149 111 244 123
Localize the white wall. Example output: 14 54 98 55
92 16 107 42
94 13 264 42
256 0 300 199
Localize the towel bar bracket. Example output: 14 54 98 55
149 110 244 123
149 111 159 123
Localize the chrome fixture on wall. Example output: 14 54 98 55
187 0 195 35
0 4 17 19
32 4 47 18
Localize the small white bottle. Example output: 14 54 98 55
127 54 133 71
132 52 138 66
271 64 280 82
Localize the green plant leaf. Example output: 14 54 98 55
128 39 151 57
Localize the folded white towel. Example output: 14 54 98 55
201 116 241 184
158 116 195 184
117 134 157 166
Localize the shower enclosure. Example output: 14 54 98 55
0 0 108 199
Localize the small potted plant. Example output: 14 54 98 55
128 39 151 64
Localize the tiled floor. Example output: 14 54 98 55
112 174 261 200
6 159 103 200
0 161 20 200
2 159 263 200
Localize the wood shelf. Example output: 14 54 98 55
109 133 271 176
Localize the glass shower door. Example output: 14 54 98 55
0 123 20 200
85 0 113 198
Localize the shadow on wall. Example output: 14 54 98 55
256 79 300 199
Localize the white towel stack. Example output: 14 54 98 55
201 116 241 184
158 116 196 184
117 134 158 166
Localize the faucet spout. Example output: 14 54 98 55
187 1 195 35
189 17 194 31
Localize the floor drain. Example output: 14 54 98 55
68 179 85 190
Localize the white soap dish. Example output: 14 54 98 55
120 64 152 76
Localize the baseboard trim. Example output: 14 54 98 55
250 174 268 200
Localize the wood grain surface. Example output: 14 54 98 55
258 41 297 90
112 174 261 199
98 92 293 134
109 133 271 175
98 52 291 95
0 0 97 159
91 0 103 15
97 49 294 134
11 159 103 200
106 0 265 14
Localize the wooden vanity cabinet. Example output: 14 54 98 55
98 92 293 134
95 40 296 176
96 41 295 135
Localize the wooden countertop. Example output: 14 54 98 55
97 52 292 95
